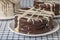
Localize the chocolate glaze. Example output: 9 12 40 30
17 17 54 34
26 14 32 16
14 16 18 28
33 15 38 17
54 3 59 15
34 2 60 15
20 8 30 10
45 4 50 11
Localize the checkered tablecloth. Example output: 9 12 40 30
0 19 60 40
0 0 60 40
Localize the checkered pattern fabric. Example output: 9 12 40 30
0 0 60 40
0 19 60 40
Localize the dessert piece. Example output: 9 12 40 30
44 3 60 15
0 1 5 17
0 0 14 18
14 10 54 34
34 1 60 15
6 0 15 17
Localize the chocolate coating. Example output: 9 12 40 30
14 16 18 28
17 17 54 34
20 8 30 10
